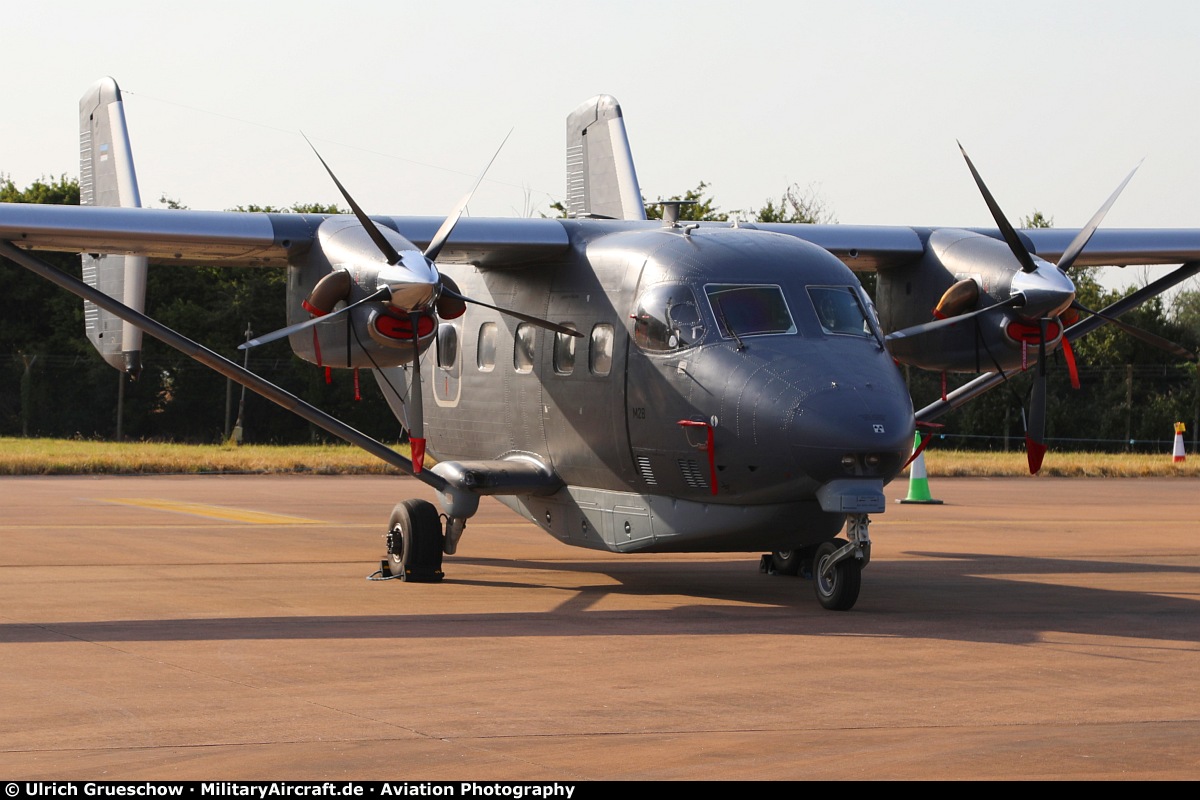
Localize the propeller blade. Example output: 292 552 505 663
1060 334 1081 390
424 129 513 263
1056 161 1142 273
303 133 403 266
1072 301 1198 362
407 313 426 474
1025 318 1049 474
240 287 391 350
442 286 584 338
886 293 1025 343
958 142 1039 274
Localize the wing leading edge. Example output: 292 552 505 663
0 205 571 268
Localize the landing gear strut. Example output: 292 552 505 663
381 499 445 582
813 513 871 611
761 513 871 611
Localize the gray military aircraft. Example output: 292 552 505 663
3 78 1199 610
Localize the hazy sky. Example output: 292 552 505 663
4 0 1200 293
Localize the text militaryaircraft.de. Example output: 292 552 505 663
3 78 1198 610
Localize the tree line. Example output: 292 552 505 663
2 176 1198 450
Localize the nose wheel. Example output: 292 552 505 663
813 537 862 610
761 513 871 610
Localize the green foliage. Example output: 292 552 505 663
0 174 79 206
1171 287 1200 350
644 181 727 221
231 202 343 214
754 183 837 224
1021 210 1053 228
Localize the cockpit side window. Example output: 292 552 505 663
632 284 706 352
704 284 797 338
808 286 873 338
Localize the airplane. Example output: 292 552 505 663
3 78 1199 611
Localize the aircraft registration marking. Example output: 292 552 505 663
102 498 321 525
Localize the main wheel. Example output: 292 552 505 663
812 538 861 611
385 499 445 582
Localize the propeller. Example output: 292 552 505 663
953 146 1145 473
240 285 390 350
1024 318 1049 474
1070 300 1198 362
243 133 583 473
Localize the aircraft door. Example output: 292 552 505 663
625 282 715 497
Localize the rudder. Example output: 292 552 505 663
564 95 645 221
79 77 147 375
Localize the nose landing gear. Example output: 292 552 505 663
762 513 871 610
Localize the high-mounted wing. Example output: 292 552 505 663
0 205 571 269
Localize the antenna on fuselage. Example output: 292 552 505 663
658 200 697 228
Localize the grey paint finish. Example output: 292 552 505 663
79 77 147 373
565 95 646 221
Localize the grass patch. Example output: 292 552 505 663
0 438 407 475
922 448 1200 478
0 438 1195 478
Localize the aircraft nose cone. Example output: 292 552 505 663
789 379 914 484
1011 260 1075 319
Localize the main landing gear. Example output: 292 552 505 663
376 499 445 582
762 513 871 611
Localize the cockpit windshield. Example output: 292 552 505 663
808 286 873 338
704 284 797 338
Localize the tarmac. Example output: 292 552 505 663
0 473 1197 780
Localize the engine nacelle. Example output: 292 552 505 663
285 246 434 369
880 228 1065 373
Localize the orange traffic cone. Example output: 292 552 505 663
1173 422 1187 463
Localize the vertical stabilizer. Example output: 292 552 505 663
565 95 645 220
80 77 147 375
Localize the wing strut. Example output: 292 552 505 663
0 240 448 493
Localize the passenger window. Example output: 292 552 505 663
436 323 458 370
590 324 613 376
514 323 535 373
553 324 577 375
632 284 706 352
808 286 872 337
477 322 497 372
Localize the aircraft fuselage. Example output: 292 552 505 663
368 222 915 553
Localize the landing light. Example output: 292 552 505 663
841 455 857 472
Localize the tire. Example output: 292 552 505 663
771 546 814 576
812 538 861 611
386 499 445 582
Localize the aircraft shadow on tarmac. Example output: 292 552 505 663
2 551 1197 647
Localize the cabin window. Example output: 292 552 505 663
590 324 614 376
808 286 873 338
514 323 535 373
477 322 497 372
704 284 796 338
436 323 458 370
632 284 705 352
553 324 577 375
